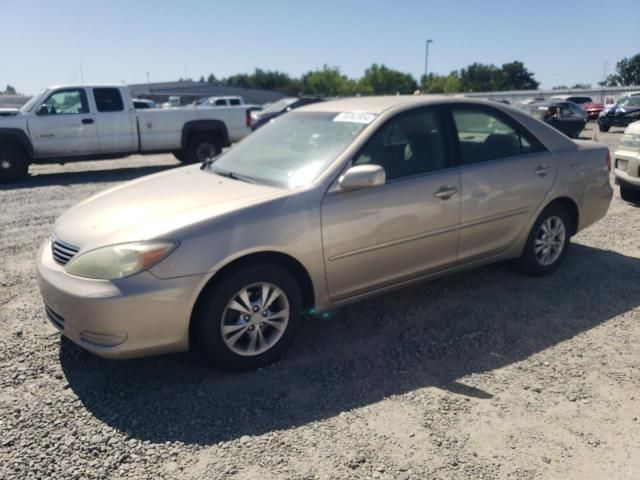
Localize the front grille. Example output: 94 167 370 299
44 304 65 330
51 237 79 266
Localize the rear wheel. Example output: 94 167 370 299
185 134 221 164
620 185 640 204
0 142 29 183
194 264 304 370
598 122 610 132
517 204 571 276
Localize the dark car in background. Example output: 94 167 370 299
598 93 640 132
528 102 587 138
251 97 324 130
550 95 602 120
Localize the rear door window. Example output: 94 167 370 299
229 99 241 106
451 106 545 164
93 88 124 112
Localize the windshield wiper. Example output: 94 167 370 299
208 166 258 184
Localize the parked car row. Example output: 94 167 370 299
36 96 613 370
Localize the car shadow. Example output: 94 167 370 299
2 163 181 190
59 244 640 445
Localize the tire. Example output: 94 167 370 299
173 152 187 162
517 204 571 276
620 185 640 204
598 122 610 132
0 142 29 183
195 264 304 370
185 134 221 164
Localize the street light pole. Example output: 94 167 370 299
424 39 433 86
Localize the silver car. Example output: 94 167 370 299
37 96 613 370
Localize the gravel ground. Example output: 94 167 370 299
1 123 639 479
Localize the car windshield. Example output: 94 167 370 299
617 96 640 107
19 90 46 113
568 97 591 104
208 111 372 188
259 98 298 115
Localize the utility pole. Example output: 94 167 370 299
79 62 84 85
424 39 433 87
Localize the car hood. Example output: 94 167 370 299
53 164 289 249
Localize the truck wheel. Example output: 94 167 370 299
0 143 29 183
173 152 187 162
620 185 640 204
598 122 610 132
186 135 221 164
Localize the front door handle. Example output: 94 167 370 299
535 164 550 177
434 186 458 200
82 118 94 125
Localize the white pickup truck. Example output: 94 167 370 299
0 85 252 182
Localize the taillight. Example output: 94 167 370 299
246 110 252 127
606 151 611 172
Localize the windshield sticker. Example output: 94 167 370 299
333 112 376 124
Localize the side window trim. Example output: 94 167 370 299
38 88 90 116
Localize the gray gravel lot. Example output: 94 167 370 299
1 123 639 479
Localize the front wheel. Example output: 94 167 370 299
0 143 29 183
517 204 571 276
598 122 610 132
194 264 304 370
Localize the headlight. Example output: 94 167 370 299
620 133 640 151
65 241 178 280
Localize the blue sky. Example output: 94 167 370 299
1 0 639 95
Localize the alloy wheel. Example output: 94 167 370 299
535 216 566 266
220 282 290 356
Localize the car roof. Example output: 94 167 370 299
299 95 458 114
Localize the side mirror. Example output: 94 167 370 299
36 104 49 116
338 164 385 191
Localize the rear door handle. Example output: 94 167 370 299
82 118 94 125
535 164 550 176
434 186 458 200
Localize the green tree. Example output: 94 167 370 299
301 65 357 96
198 76 205 83
600 54 640 86
459 63 500 92
359 64 417 95
422 72 460 94
206 74 216 83
224 73 252 88
496 61 539 90
4 84 17 95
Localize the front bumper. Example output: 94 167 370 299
36 239 209 359
613 152 640 189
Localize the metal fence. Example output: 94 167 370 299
463 85 640 104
